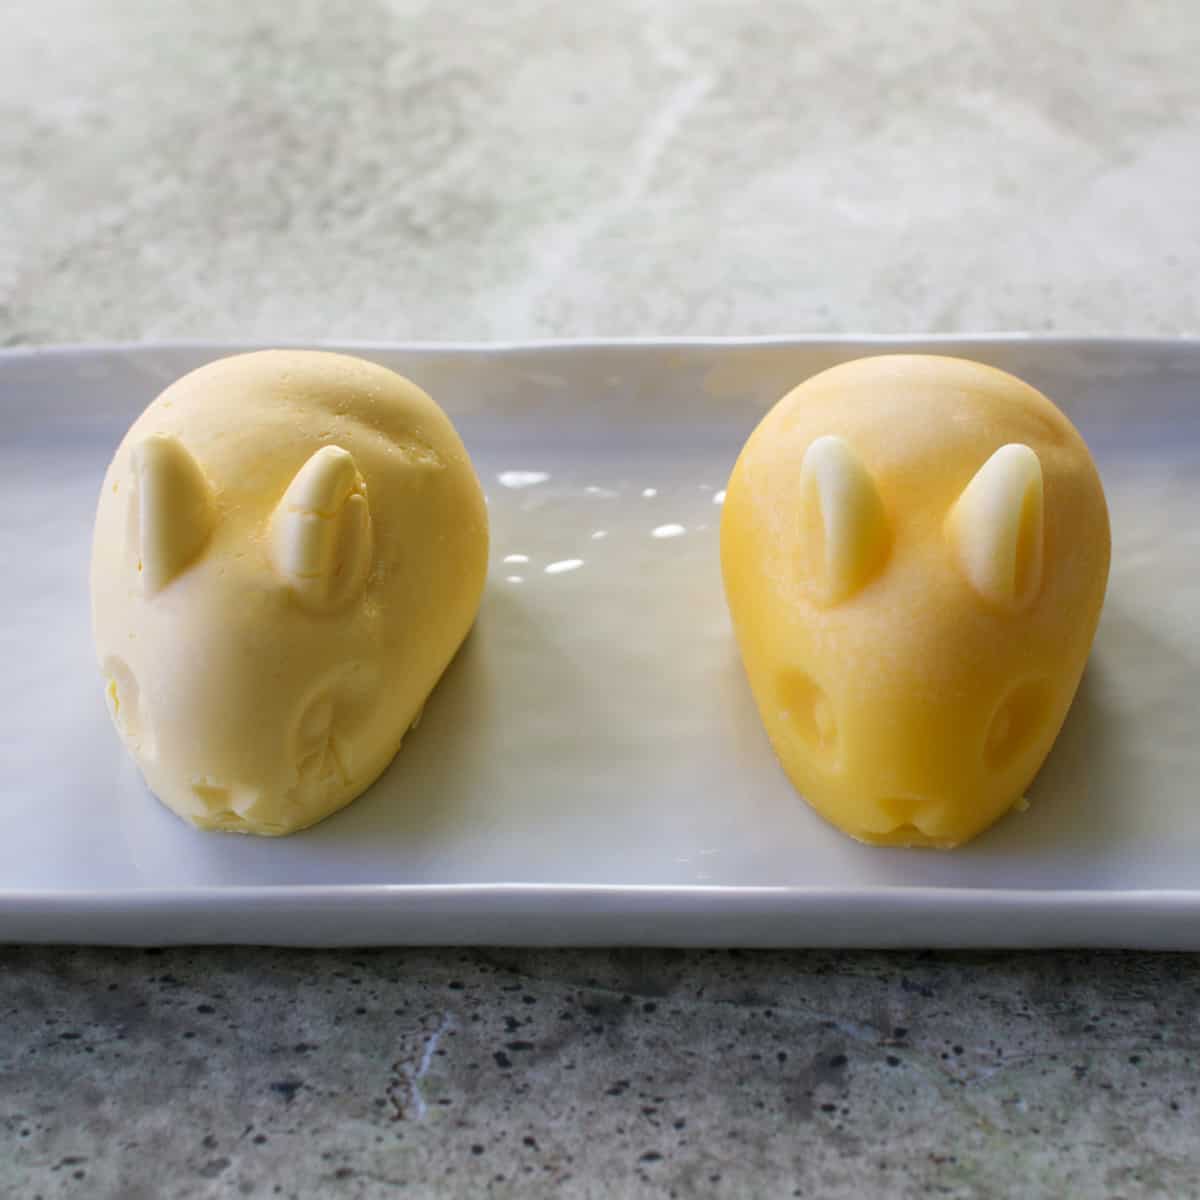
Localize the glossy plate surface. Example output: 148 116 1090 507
2 338 1197 946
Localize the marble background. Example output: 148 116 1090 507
3 0 1199 345
3 1 1200 1196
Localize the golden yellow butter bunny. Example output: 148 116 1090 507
721 355 1110 848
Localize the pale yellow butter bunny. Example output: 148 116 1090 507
91 350 488 835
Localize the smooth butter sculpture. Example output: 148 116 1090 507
91 350 489 835
720 355 1110 848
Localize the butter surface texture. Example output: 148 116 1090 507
720 355 1110 848
91 350 489 835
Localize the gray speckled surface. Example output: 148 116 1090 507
7 945 1200 1200
4 1 1200 1196
4 947 1200 1199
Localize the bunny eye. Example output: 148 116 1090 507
985 679 1051 769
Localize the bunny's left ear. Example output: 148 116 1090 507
946 443 1044 610
270 445 373 610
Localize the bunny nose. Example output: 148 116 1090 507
875 794 943 837
185 778 274 833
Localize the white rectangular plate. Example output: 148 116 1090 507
2 338 1198 947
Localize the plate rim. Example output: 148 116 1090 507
3 332 1200 362
5 884 1200 949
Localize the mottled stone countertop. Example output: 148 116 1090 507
3 2 1200 1196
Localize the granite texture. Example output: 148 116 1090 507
4 0 1200 1197
4 947 1200 1199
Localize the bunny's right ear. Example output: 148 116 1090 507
129 434 215 594
270 445 373 610
797 435 890 606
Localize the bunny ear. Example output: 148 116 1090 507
130 434 214 594
270 445 373 610
797 435 890 606
947 443 1044 610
